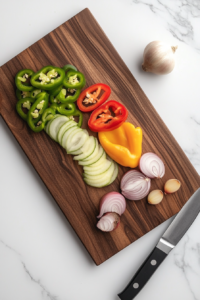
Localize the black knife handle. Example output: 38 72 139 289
118 247 167 300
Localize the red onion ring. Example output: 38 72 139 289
97 192 126 218
96 212 120 232
139 153 165 178
120 170 151 200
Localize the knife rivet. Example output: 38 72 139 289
133 283 139 289
151 260 157 265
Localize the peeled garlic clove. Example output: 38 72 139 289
142 41 178 75
164 179 181 194
147 190 163 205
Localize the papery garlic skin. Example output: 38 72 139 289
96 212 120 232
142 41 178 75
148 190 163 205
164 179 181 194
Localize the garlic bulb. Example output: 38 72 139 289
142 41 178 75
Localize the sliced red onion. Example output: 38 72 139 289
97 192 126 218
96 212 120 232
139 153 165 179
120 170 151 200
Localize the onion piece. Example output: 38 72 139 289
139 153 165 179
120 170 151 200
96 212 120 232
97 192 126 218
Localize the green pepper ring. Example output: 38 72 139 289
15 69 35 92
16 97 36 121
57 103 83 127
56 87 81 104
16 89 32 101
27 92 49 132
42 108 56 124
62 64 77 74
30 66 65 91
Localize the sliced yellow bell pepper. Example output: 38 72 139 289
98 122 142 168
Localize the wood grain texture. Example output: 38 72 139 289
0 8 200 265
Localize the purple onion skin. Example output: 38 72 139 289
120 170 151 201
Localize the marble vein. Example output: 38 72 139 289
174 234 200 300
132 0 200 51
0 240 58 300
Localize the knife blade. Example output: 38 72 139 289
118 188 200 300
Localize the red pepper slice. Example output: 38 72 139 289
77 83 111 112
88 100 128 132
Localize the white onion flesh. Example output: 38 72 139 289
139 153 165 178
97 192 126 218
120 170 151 200
96 212 120 232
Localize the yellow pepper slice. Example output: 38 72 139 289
98 122 142 168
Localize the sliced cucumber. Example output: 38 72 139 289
69 148 83 155
49 115 69 141
83 162 115 187
78 145 104 166
84 161 114 181
45 115 60 135
110 162 118 183
83 159 112 176
81 138 99 161
57 120 77 145
65 127 82 150
84 150 106 168
61 126 78 149
73 136 96 161
67 131 89 154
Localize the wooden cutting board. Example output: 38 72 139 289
1 8 200 265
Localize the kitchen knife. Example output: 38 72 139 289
118 188 200 300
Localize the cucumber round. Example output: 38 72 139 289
78 145 104 166
83 159 112 176
49 115 69 141
57 120 77 145
45 115 60 135
65 126 83 151
85 151 106 168
73 136 96 161
110 162 118 183
84 161 114 181
67 131 89 153
61 126 78 148
83 162 115 187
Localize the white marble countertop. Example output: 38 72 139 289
0 0 200 299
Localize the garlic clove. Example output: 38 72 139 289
147 190 163 205
142 41 178 75
164 179 181 194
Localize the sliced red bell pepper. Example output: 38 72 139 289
77 83 111 112
88 100 128 132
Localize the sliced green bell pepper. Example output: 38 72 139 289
57 103 83 127
16 89 31 100
63 64 77 74
27 92 49 132
48 85 62 96
56 87 81 103
42 108 56 124
30 89 43 98
30 66 65 91
15 69 35 92
16 97 36 121
63 70 86 90
73 109 83 128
